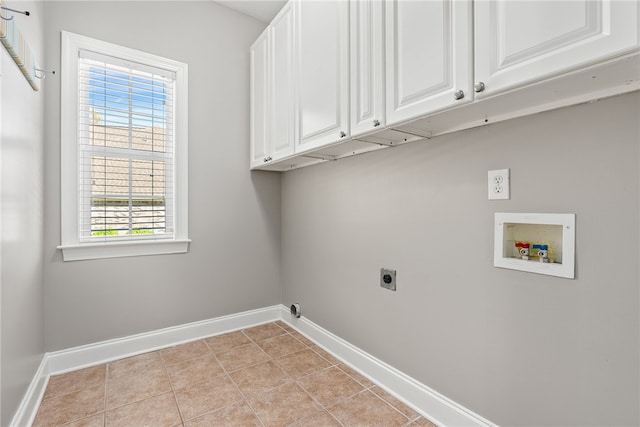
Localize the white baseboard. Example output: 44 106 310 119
8 356 49 427
45 305 281 375
279 305 495 427
10 305 281 427
11 304 494 427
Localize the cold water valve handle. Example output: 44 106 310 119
532 244 550 263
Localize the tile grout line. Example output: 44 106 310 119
234 323 331 427
201 329 268 427
222 361 267 427
292 374 348 427
163 351 187 427
207 339 259 426
108 343 212 426
168 338 227 426
104 357 174 413
200 331 326 426
102 364 108 427
238 323 291 427
254 327 365 426
368 386 417 425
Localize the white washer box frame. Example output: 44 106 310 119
494 213 576 279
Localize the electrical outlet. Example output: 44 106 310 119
380 268 396 291
488 169 510 200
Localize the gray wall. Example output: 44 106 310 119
43 2 281 351
282 92 640 426
1 1 46 424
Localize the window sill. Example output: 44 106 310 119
58 239 191 261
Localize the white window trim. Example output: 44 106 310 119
58 31 190 261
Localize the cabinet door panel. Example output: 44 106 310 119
250 29 270 169
475 0 640 97
350 0 385 137
271 1 295 159
386 0 472 126
297 0 349 152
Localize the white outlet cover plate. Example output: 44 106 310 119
488 169 510 200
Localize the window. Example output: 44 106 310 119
60 32 189 261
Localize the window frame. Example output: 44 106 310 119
59 31 190 261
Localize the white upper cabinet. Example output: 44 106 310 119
350 0 385 137
385 0 473 126
250 28 270 169
296 0 350 153
474 0 640 98
251 0 638 171
250 5 295 170
270 1 296 160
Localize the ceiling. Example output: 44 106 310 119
216 0 287 23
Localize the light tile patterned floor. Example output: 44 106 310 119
33 321 437 427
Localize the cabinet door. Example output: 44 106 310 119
296 0 350 153
271 1 295 160
351 0 385 137
385 0 472 126
475 0 640 98
250 28 270 169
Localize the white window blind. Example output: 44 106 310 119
78 50 176 242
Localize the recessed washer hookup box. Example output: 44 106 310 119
494 213 576 279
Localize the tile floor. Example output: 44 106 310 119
33 321 437 427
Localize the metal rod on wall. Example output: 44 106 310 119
0 6 30 21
